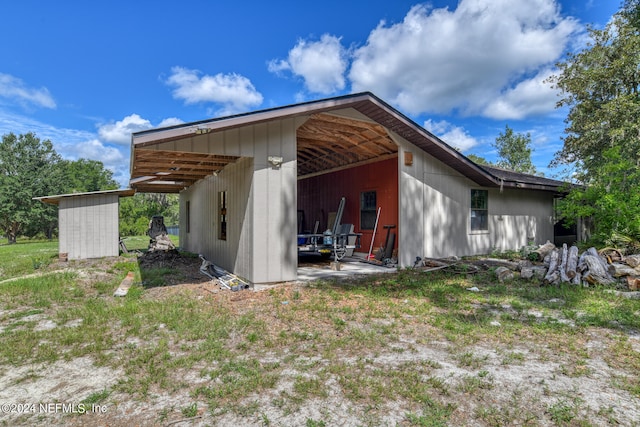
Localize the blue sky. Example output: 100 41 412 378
0 0 620 186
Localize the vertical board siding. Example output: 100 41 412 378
164 110 556 280
395 133 554 266
59 195 119 260
177 118 298 284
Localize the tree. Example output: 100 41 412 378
466 154 493 166
550 1 640 247
0 132 120 242
0 133 62 243
549 2 640 181
60 158 118 193
492 125 537 174
119 193 179 237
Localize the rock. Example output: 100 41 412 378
520 267 534 279
532 266 548 279
495 266 514 282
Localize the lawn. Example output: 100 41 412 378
0 240 639 426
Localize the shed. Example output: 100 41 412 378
35 188 135 260
128 92 566 284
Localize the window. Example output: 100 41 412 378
185 201 190 233
470 189 488 232
360 191 377 230
218 191 227 240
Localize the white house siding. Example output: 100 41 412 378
161 118 300 284
58 194 119 260
395 134 554 267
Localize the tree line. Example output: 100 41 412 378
0 132 118 244
0 132 177 244
2 0 639 249
550 0 640 250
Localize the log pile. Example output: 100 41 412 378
537 242 640 287
416 242 640 289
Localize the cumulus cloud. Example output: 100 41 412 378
483 69 558 119
0 73 56 109
158 117 184 128
268 34 348 94
71 139 125 164
98 114 153 144
47 133 127 186
97 114 185 145
166 66 263 115
59 139 129 186
424 119 478 151
349 0 580 118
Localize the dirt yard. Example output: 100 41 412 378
0 251 639 426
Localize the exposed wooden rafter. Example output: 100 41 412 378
130 111 401 192
296 113 398 177
130 149 239 193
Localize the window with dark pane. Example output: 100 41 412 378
470 189 488 232
185 201 191 233
219 191 227 240
360 191 377 230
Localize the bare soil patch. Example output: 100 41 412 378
1 250 639 426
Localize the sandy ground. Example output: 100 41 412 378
0 253 639 426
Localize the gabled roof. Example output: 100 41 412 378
130 92 565 193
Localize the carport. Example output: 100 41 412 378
129 92 562 284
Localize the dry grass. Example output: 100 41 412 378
0 245 639 426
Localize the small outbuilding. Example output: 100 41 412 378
35 188 135 260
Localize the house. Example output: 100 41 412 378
129 92 566 284
34 189 135 260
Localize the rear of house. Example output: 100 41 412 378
130 92 564 284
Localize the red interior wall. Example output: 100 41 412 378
297 157 399 254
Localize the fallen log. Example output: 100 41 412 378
608 263 638 278
625 254 640 268
566 245 579 279
559 244 570 283
534 241 556 261
544 249 560 284
571 271 582 286
582 254 615 285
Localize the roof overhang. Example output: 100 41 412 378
34 188 136 205
129 92 566 193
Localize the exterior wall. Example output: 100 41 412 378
59 194 119 260
297 157 399 254
395 133 554 267
174 118 300 284
147 108 555 282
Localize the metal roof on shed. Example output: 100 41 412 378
34 188 135 205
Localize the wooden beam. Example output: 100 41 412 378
298 153 398 180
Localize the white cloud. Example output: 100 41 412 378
0 110 133 187
349 0 580 118
158 117 184 128
166 66 263 115
424 119 478 151
97 114 153 145
0 73 56 109
64 139 124 164
58 139 129 186
269 34 348 94
483 69 559 119
97 114 185 145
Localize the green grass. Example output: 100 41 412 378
0 240 58 281
0 241 638 425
